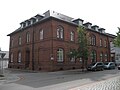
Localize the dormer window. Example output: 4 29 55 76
83 22 92 29
20 22 25 28
72 18 84 26
99 28 105 33
92 25 99 31
25 20 30 27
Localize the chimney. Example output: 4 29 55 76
98 28 105 33
72 18 84 26
91 25 99 31
83 22 92 29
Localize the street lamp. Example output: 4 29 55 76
0 53 6 75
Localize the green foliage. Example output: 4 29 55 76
67 49 77 60
114 27 120 47
77 26 89 60
67 26 89 69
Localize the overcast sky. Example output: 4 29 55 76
0 0 120 51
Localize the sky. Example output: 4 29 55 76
0 0 120 51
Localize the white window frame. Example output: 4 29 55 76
18 36 21 45
10 53 13 63
40 30 43 40
57 26 64 39
105 53 107 61
70 31 74 41
26 32 30 43
100 53 103 61
91 51 97 62
57 48 64 62
100 39 102 46
18 52 21 63
71 56 75 62
104 40 107 47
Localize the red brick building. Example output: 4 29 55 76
8 10 115 71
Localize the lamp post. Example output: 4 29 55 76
0 53 6 75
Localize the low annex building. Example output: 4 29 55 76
8 10 115 71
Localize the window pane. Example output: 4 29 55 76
70 31 74 41
100 39 102 46
40 30 43 40
18 37 21 45
26 32 30 43
18 52 21 63
57 26 64 39
57 29 60 38
57 49 63 62
11 53 13 62
11 39 14 47
60 29 63 39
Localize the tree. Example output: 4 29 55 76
114 27 120 47
67 26 89 71
77 26 89 71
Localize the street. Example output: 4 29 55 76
0 68 120 90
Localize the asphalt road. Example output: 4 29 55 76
0 68 120 90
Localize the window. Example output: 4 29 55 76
57 48 64 62
10 53 13 63
90 35 96 46
40 30 43 40
26 32 30 43
105 53 108 61
11 39 14 47
100 39 102 46
100 52 103 61
92 36 96 45
57 26 64 39
70 57 75 62
70 31 74 41
104 40 107 47
91 50 97 62
89 37 92 45
18 52 21 63
18 36 21 45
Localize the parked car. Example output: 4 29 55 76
87 62 104 71
104 62 115 70
118 64 120 70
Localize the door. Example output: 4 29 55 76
25 50 30 69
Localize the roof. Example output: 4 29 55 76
7 10 116 38
105 33 116 38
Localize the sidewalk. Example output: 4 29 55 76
0 69 20 85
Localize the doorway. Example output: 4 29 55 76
25 50 30 69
